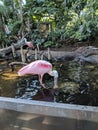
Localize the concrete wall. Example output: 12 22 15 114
0 97 98 130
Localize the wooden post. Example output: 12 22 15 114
37 44 40 53
41 54 43 60
11 43 16 58
20 46 26 63
48 47 51 60
35 48 38 60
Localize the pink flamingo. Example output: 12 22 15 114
18 60 58 88
24 38 34 49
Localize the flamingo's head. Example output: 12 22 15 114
48 70 58 78
52 70 58 78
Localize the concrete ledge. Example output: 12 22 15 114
0 97 98 122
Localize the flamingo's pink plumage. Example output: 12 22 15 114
24 38 34 49
18 60 58 88
26 41 34 48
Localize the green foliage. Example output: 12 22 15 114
10 21 22 35
64 18 98 41
0 32 10 46
0 0 6 15
62 0 98 41
43 41 53 47
0 0 98 48
31 29 45 46
52 29 66 41
79 20 98 40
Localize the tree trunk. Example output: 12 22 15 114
0 15 4 33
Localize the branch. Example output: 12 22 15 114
9 62 28 71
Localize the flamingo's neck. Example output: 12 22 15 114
48 70 54 76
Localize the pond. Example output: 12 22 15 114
0 60 98 106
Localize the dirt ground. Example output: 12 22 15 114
50 40 98 52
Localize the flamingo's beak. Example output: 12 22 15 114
53 70 58 89
53 77 58 89
48 70 58 88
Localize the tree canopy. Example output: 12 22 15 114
0 0 98 47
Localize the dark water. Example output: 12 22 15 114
0 61 98 106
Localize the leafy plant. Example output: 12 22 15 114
0 32 10 47
43 40 53 47
31 29 45 46
11 21 22 35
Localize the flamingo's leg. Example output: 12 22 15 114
39 75 46 88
